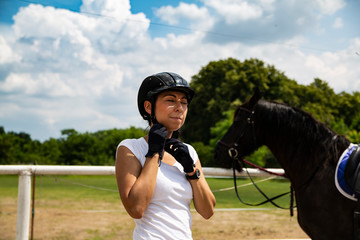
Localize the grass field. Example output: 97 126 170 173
0 175 308 239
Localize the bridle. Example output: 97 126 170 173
218 106 256 157
218 106 257 166
217 105 295 215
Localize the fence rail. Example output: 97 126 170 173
0 165 284 240
0 165 284 177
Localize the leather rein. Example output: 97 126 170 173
217 106 295 216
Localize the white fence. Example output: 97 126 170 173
0 165 284 240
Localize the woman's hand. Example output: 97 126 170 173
165 138 194 173
146 124 168 160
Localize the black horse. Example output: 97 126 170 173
215 89 356 240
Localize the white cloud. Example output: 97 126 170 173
155 2 209 25
300 38 360 92
205 0 263 23
0 73 72 96
154 2 213 33
7 1 150 99
80 0 131 19
200 0 348 45
0 35 21 64
314 0 346 15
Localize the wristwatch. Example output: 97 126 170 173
186 168 200 180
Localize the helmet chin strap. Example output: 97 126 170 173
151 116 158 124
150 98 158 124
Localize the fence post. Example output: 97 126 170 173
16 170 32 240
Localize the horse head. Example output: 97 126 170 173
214 88 262 171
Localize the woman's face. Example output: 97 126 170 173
145 90 188 132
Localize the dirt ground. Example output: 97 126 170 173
0 198 309 240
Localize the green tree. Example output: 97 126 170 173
59 129 99 165
183 57 298 144
0 127 16 164
336 91 360 129
57 127 145 165
41 138 62 164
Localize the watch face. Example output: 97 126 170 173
187 169 200 180
195 169 200 177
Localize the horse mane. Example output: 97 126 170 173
260 99 335 137
255 99 349 166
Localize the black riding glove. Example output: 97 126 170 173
145 124 168 160
165 138 195 173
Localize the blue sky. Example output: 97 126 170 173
0 0 359 141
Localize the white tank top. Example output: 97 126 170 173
117 137 198 240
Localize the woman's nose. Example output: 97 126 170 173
174 101 186 111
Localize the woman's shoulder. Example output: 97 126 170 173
119 137 146 147
117 137 147 166
118 138 147 153
183 142 195 151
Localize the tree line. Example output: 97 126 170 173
1 57 360 167
0 127 145 166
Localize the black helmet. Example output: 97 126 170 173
137 72 195 121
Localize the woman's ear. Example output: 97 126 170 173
144 100 152 115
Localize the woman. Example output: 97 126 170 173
115 72 216 239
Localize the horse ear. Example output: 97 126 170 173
248 87 262 107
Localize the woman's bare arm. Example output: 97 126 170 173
189 159 216 219
115 146 159 219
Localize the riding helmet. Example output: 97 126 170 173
137 72 195 121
